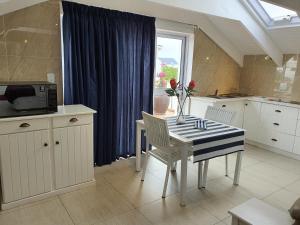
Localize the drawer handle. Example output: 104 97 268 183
273 123 280 126
69 118 78 123
275 110 281 113
245 103 248 106
55 141 60 145
44 143 48 147
222 105 226 108
271 138 278 142
19 123 30 128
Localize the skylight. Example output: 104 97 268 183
259 1 297 21
247 0 300 28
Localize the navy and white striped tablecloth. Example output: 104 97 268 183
166 116 245 163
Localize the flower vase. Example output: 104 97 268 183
176 92 186 124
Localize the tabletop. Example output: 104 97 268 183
137 115 245 145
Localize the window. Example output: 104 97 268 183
153 33 188 116
247 0 300 28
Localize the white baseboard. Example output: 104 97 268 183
246 140 300 161
1 179 96 210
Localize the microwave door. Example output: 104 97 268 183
12 96 47 111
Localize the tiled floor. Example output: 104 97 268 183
1 144 300 225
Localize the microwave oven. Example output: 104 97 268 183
0 82 58 118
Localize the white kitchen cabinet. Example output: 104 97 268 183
189 98 213 118
0 130 52 203
294 137 300 155
214 101 245 128
296 121 300 137
260 103 298 135
53 124 94 189
189 97 244 128
261 130 295 153
0 105 96 210
243 101 262 142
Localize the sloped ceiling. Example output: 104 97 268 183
1 0 300 64
208 16 265 55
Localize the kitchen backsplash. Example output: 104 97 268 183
192 28 241 96
240 54 300 101
0 0 63 104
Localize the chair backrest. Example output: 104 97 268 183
142 112 171 148
205 106 235 125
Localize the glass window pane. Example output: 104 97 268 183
154 36 183 116
259 0 297 21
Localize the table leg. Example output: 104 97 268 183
136 123 142 172
202 160 209 188
198 161 203 189
233 151 243 185
180 148 188 206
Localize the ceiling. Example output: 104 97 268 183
208 16 265 55
1 0 300 63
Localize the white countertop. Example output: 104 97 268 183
191 96 300 109
0 104 96 122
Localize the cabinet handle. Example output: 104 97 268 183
44 143 48 147
19 123 30 128
271 138 278 142
275 110 281 113
273 123 279 126
69 117 78 123
245 103 248 106
222 105 226 108
55 141 60 145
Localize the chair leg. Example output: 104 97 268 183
198 161 203 189
225 155 228 177
171 161 177 172
202 160 209 188
162 163 171 198
141 152 149 181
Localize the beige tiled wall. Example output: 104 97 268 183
240 54 300 101
191 28 241 96
0 0 63 104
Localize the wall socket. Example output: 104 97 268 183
47 73 55 83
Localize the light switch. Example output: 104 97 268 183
47 73 55 83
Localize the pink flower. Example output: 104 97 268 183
159 72 166 78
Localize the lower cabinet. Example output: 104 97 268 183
53 124 94 189
260 130 295 153
0 130 52 203
294 137 300 155
0 105 96 209
243 100 262 142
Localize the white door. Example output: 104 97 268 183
243 101 262 142
53 124 94 189
0 130 52 203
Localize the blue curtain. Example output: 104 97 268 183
62 1 155 166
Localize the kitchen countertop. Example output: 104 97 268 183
0 104 96 122
191 96 300 109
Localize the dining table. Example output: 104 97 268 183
136 115 245 206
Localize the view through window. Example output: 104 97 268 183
154 35 186 116
259 0 297 21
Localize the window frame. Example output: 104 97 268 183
246 0 300 28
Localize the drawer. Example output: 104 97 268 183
293 137 300 155
261 103 298 135
53 114 93 128
261 131 295 152
0 118 50 135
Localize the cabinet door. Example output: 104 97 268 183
53 124 94 189
214 101 245 128
0 130 52 203
243 101 262 142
